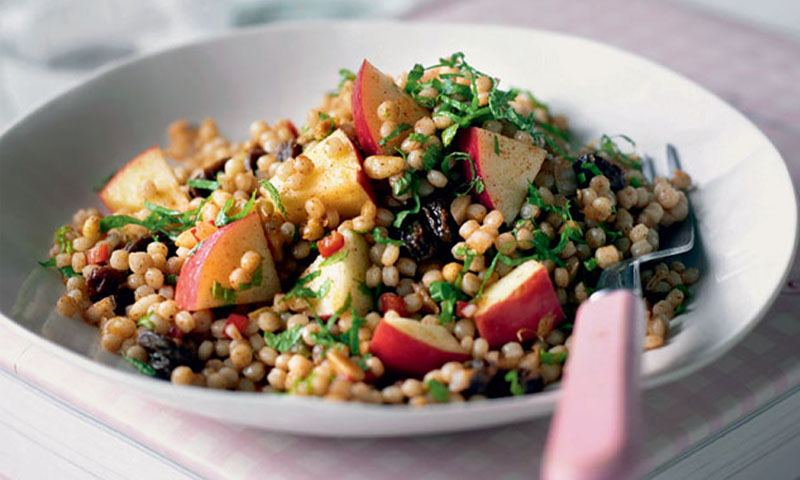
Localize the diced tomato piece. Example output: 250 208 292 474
86 243 109 265
379 293 408 317
225 313 249 338
318 231 345 258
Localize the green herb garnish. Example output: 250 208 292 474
372 227 404 246
583 257 598 271
540 351 568 365
263 325 304 353
211 281 236 303
54 225 74 254
320 250 348 267
427 379 449 402
215 190 256 227
188 178 220 191
284 271 331 300
379 123 411 146
630 177 643 188
504 369 525 396
237 265 263 291
493 135 500 154
335 68 356 95
260 180 287 217
122 355 156 376
429 281 468 324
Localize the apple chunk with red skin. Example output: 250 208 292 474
474 260 564 348
455 127 547 224
175 214 279 311
369 317 469 377
99 146 189 213
265 129 374 223
352 59 430 156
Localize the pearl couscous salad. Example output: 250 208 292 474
41 53 698 404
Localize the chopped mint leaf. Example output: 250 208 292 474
504 369 525 396
211 281 236 303
320 250 348 267
214 189 256 227
237 265 263 291
260 180 287 218
427 379 449 402
379 123 411 146
122 355 156 376
263 325 304 353
429 281 468 324
372 227 404 246
540 351 568 365
188 178 220 191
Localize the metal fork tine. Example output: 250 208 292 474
642 154 656 183
666 144 681 173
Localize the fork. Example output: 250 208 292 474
541 145 696 480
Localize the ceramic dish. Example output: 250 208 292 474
0 21 796 437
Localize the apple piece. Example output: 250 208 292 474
175 214 279 311
99 146 189 213
265 129 374 223
369 317 469 376
299 229 372 318
352 59 430 156
474 259 564 348
455 127 547 224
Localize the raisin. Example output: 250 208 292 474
123 234 177 257
188 157 228 197
245 146 266 172
113 288 135 315
421 197 457 245
275 141 302 162
462 360 542 398
124 235 151 253
395 219 435 262
572 153 625 191
86 266 126 302
137 330 199 379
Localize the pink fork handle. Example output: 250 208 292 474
541 290 644 480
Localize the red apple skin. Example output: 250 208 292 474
474 260 564 348
455 127 547 224
369 318 469 377
175 214 279 311
352 59 430 156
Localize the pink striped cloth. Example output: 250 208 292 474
2 1 799 478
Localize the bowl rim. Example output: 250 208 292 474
1 19 797 433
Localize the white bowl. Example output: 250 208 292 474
0 21 796 437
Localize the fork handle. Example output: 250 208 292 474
541 290 644 480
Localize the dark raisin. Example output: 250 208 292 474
395 219 436 262
518 370 545 394
421 197 458 245
86 266 126 302
136 330 200 379
245 146 266 172
113 288 135 315
463 362 500 397
572 153 625 191
123 234 176 257
275 141 302 162
124 235 152 253
188 157 229 197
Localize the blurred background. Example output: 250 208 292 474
1 0 798 130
